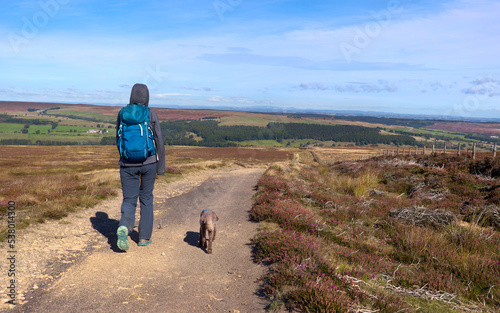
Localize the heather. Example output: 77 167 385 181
251 154 500 312
0 146 121 240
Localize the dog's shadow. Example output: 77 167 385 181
184 231 201 248
90 212 138 253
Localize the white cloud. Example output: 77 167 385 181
462 77 500 97
294 80 398 93
280 0 500 69
180 86 214 92
296 82 328 91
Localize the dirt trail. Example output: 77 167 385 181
1 166 269 313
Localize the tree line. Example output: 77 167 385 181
160 120 418 146
0 114 58 128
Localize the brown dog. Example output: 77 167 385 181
199 209 218 254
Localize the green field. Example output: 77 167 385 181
395 126 467 139
220 115 290 127
0 133 29 140
0 113 115 144
219 115 343 128
53 125 109 133
45 109 116 122
0 123 24 132
27 125 52 134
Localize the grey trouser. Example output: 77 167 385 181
119 163 156 240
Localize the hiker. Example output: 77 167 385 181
115 83 165 251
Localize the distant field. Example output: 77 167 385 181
310 146 387 163
45 108 117 122
426 122 500 135
1 101 499 150
30 134 105 143
236 139 358 147
0 123 24 132
53 125 104 132
219 114 292 127
0 101 61 113
27 125 52 134
237 140 288 147
154 108 238 121
0 133 28 140
166 146 295 163
393 127 470 143
0 102 116 144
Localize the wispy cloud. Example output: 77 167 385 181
462 77 500 97
295 82 329 91
0 87 124 103
295 80 398 93
180 85 214 92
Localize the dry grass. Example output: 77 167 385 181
325 170 379 197
311 146 384 163
0 146 120 239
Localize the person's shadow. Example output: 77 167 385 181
90 212 138 253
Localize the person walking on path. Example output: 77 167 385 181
115 83 165 251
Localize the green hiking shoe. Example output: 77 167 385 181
138 239 152 246
117 226 129 251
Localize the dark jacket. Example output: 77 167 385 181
116 83 165 175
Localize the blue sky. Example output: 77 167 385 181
1 0 499 118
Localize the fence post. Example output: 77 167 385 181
494 143 497 158
457 143 461 156
432 144 435 154
423 146 426 155
472 143 476 160
444 143 447 154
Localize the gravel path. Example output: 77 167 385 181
1 166 269 313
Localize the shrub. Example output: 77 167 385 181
165 166 181 174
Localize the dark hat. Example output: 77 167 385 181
129 83 149 107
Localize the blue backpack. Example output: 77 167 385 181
117 103 156 162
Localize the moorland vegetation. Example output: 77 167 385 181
1 133 500 312
251 153 500 312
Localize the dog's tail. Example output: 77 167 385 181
206 222 215 232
